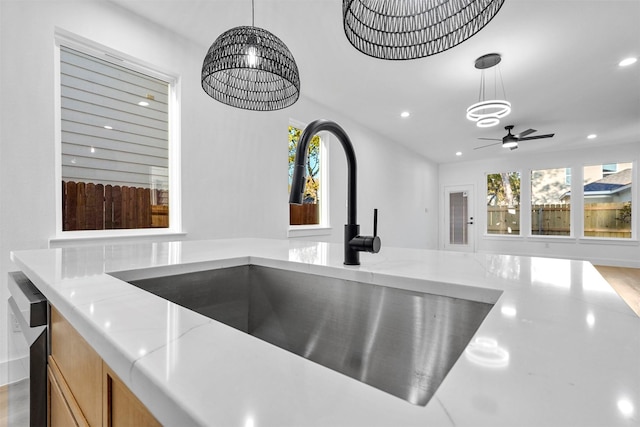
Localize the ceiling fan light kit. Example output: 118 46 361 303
201 0 300 111
474 125 556 151
467 52 511 127
502 138 518 149
342 0 506 60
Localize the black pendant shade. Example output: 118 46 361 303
201 26 300 111
343 0 506 60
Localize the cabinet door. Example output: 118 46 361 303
48 362 86 427
50 307 102 426
103 364 161 427
50 305 161 427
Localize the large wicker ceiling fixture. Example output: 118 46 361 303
343 0 506 60
201 0 300 111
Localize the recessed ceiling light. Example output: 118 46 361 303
587 134 597 139
400 111 410 118
617 398 634 417
103 125 113 130
138 101 150 106
619 57 637 67
455 151 462 156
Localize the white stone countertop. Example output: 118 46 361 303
10 238 640 426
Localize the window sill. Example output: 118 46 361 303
482 233 523 240
287 225 332 238
49 230 187 248
525 236 575 243
481 233 638 246
578 237 638 246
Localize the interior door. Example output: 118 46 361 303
444 185 475 252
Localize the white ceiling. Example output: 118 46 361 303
109 0 640 164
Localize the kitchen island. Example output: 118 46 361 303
10 238 640 426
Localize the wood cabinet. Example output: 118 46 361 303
48 307 160 427
50 307 100 426
103 365 161 427
48 361 85 427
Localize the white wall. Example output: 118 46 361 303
183 93 439 249
285 105 439 249
0 0 438 384
439 142 640 267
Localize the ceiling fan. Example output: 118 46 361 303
474 125 555 150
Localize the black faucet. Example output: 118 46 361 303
289 119 381 265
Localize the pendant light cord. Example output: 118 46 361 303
498 65 507 100
478 70 485 103
477 66 508 102
251 0 255 27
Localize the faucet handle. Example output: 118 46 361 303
349 209 381 254
373 208 378 237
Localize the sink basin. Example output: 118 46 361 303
122 265 494 406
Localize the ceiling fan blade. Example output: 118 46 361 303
474 141 501 150
477 137 502 141
518 133 555 141
515 128 536 138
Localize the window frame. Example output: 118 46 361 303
581 161 635 241
529 167 572 237
52 29 182 242
484 171 522 237
287 119 331 238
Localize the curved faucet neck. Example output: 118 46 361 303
289 119 357 225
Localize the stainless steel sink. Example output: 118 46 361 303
123 265 494 406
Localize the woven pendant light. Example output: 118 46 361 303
201 1 300 111
343 0 506 60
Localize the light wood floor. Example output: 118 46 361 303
0 266 638 426
0 378 27 427
594 265 640 317
0 384 7 427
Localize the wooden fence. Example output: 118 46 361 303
289 203 319 225
62 181 168 231
531 204 571 236
488 203 631 238
583 202 631 238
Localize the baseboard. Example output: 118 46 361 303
588 258 640 269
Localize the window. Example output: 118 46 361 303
288 123 327 228
583 163 633 239
56 34 179 234
449 190 469 245
531 168 571 236
486 172 521 235
602 163 618 177
565 168 572 185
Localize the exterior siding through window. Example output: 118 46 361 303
60 46 170 230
